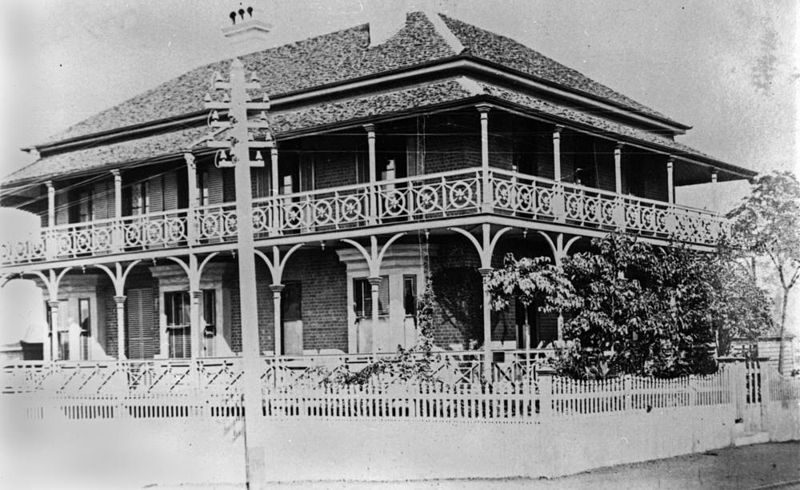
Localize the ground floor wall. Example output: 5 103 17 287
40 235 566 360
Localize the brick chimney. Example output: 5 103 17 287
222 4 273 56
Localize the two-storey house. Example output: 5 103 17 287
0 10 755 374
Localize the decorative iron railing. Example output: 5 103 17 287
0 168 728 266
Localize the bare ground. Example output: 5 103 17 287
260 441 800 490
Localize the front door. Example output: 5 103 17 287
126 288 155 359
353 275 418 353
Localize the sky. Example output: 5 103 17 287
0 0 797 179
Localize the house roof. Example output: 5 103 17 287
37 11 680 148
2 76 754 188
5 10 746 188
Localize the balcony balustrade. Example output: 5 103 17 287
0 167 728 266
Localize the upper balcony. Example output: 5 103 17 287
0 166 727 268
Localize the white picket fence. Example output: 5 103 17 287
2 360 797 424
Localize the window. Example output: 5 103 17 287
202 289 216 337
282 282 302 322
131 181 150 215
78 298 91 360
165 291 190 358
353 277 389 319
403 275 417 318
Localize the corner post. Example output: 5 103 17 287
365 124 377 224
270 284 284 359
477 104 492 212
114 295 127 360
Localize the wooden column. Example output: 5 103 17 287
477 104 492 211
270 284 284 358
479 267 494 378
110 170 122 251
112 170 122 219
114 295 126 359
48 300 60 361
667 157 675 204
184 154 198 244
45 181 55 227
553 126 563 182
552 126 565 221
365 124 377 224
190 290 202 359
368 276 382 357
270 148 279 197
45 181 56 258
614 144 623 194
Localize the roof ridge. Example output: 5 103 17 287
438 13 683 127
421 10 465 55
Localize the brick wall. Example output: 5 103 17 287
100 274 118 356
314 152 359 189
227 249 349 354
423 133 481 174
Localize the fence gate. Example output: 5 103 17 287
733 361 764 433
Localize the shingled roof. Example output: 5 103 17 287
40 11 679 147
4 75 754 188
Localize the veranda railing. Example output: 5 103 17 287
0 168 728 266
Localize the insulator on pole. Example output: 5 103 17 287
262 93 270 103
255 151 263 162
214 71 224 83
248 132 254 141
251 72 261 83
204 93 213 103
211 110 220 121
258 111 268 122
222 93 230 103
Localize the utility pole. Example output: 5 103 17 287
205 58 272 490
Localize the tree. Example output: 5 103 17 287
728 171 800 372
556 234 720 378
709 254 774 357
555 234 772 378
486 254 580 312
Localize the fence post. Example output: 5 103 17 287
538 369 554 419
623 375 632 411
